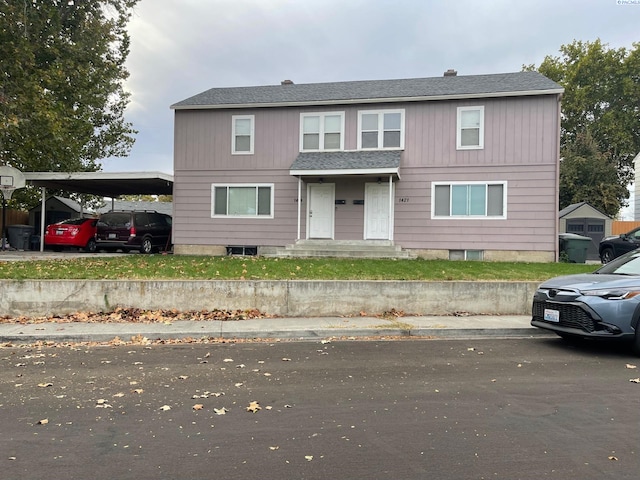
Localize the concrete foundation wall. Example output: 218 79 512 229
0 280 538 317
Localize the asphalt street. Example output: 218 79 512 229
1 337 638 480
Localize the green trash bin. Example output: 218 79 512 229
559 233 591 263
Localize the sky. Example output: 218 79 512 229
100 0 640 185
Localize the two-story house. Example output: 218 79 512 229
171 70 563 261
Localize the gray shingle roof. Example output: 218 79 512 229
290 151 401 172
172 71 562 109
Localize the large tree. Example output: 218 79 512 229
0 0 139 206
526 39 640 216
559 131 627 217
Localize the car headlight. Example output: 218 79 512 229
581 288 640 300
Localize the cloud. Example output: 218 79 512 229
103 0 640 175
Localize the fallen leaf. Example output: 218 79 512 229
626 364 637 369
38 382 53 388
630 378 640 383
178 375 189 380
113 392 125 398
305 455 313 461
159 405 171 411
193 404 204 411
282 358 292 362
608 455 618 461
223 358 234 363
37 419 49 425
132 389 144 394
246 401 261 413
269 446 279 451
214 407 228 415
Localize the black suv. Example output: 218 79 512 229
599 226 640 263
96 210 172 254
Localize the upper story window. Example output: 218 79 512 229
300 112 344 151
456 106 484 150
357 109 405 150
432 181 506 219
212 184 273 218
232 115 254 154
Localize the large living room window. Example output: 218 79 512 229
432 181 506 218
232 115 255 154
357 109 405 150
456 106 484 149
212 184 273 217
300 112 344 151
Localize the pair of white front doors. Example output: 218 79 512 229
307 183 392 240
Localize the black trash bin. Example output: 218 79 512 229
559 233 591 263
7 225 35 251
30 235 41 251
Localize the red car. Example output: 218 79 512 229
44 218 98 252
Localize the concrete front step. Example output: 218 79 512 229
263 240 416 259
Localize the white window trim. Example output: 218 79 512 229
357 109 405 150
211 183 274 219
299 112 345 152
431 180 507 219
232 115 255 155
456 106 484 150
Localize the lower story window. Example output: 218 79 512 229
212 184 273 217
433 182 506 218
449 250 484 261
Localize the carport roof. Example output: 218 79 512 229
23 172 173 197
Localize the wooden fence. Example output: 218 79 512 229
612 221 640 235
0 209 29 233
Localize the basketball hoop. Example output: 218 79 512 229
0 185 16 200
0 165 26 201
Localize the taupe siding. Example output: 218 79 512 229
173 94 560 252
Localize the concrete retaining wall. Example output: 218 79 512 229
0 280 538 317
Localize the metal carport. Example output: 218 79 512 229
23 171 173 252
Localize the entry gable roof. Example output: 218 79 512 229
290 151 401 177
172 71 563 110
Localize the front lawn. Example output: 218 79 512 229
0 255 597 281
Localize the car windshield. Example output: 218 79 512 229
595 250 640 275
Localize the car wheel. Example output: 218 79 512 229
600 248 614 264
140 237 153 254
84 238 97 253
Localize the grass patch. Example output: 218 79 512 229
0 255 597 281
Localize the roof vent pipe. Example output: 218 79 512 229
281 79 294 85
443 69 457 77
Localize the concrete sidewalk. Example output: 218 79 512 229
0 314 546 344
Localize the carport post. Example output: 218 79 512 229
39 187 46 251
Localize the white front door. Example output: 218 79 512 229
308 183 335 239
364 182 393 240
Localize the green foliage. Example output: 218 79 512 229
0 256 597 281
528 39 640 217
0 0 139 208
120 194 173 202
559 131 628 216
